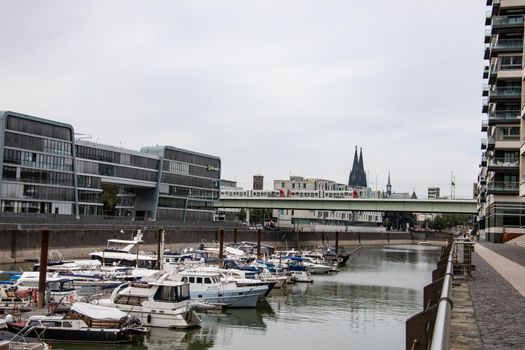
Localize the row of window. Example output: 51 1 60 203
1 200 53 213
76 145 159 170
2 166 74 186
163 160 220 179
76 160 158 182
164 148 220 169
77 175 102 189
21 185 75 201
163 186 219 200
77 190 101 203
6 115 72 141
4 149 73 171
161 173 219 190
4 132 72 156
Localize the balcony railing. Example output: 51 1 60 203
487 158 519 167
481 138 488 149
488 110 520 121
492 39 523 50
489 87 521 98
487 181 519 192
492 16 524 26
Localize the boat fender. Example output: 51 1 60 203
147 314 152 323
69 292 75 303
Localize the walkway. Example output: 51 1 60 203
451 241 525 350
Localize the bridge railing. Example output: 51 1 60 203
406 238 456 350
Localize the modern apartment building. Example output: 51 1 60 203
480 0 525 242
428 187 440 199
0 111 220 221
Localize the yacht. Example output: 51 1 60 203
89 231 157 269
7 302 148 343
96 273 201 329
170 269 268 308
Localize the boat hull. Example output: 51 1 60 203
8 325 134 343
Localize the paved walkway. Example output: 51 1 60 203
452 241 525 349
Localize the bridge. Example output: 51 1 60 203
214 197 477 214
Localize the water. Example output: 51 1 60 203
5 245 441 350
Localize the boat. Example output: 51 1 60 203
7 302 148 343
170 269 268 308
0 329 49 350
89 231 157 269
97 274 201 329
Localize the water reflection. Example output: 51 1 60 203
15 245 440 350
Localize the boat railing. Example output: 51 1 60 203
406 238 471 350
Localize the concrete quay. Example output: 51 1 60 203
450 241 525 350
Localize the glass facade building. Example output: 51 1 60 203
0 111 220 221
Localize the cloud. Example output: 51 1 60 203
0 0 485 198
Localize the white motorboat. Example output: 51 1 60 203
169 269 268 308
96 274 201 329
89 231 157 269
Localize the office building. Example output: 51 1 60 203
480 0 525 242
428 187 440 199
253 174 264 190
0 111 220 221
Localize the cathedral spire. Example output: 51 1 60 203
348 146 360 187
358 147 367 187
386 171 392 197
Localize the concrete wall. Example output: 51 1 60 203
0 228 449 264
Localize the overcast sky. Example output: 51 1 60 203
1 0 485 198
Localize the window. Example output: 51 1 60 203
196 277 203 284
500 55 522 70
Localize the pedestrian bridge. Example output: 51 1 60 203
214 197 477 214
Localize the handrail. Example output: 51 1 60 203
429 247 454 350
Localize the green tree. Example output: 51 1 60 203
101 184 118 215
238 208 247 222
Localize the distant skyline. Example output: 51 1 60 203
0 1 485 198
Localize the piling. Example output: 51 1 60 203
219 229 224 259
335 231 339 256
233 228 238 244
37 227 49 309
257 229 262 259
156 227 162 269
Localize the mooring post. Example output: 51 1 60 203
257 229 262 259
358 231 361 244
37 227 49 309
233 228 238 244
219 229 225 259
156 227 163 270
335 231 339 257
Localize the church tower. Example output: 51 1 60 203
349 146 368 188
386 171 392 197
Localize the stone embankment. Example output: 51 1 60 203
0 226 447 264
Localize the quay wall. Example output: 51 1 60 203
0 228 448 264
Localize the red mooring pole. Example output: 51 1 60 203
257 229 262 259
335 231 339 260
219 229 225 259
37 227 49 309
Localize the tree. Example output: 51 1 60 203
383 211 416 230
238 208 247 222
101 184 118 216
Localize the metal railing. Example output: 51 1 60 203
406 239 476 350
492 39 523 50
488 110 520 120
429 249 453 350
492 15 524 26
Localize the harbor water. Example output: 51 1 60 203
24 244 441 350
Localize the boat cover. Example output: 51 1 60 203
71 302 127 321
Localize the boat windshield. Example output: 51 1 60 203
153 285 190 302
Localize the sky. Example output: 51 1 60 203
0 0 486 198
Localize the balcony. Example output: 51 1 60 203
487 157 519 170
487 136 496 150
481 153 488 166
482 98 489 113
485 29 492 44
482 84 489 96
481 138 488 149
486 11 492 26
482 119 489 132
490 39 523 55
489 87 521 100
487 181 519 194
488 110 520 124
492 15 524 29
